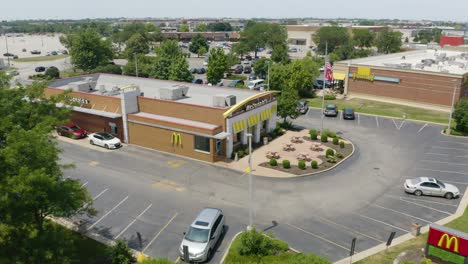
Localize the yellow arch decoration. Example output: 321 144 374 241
171 133 182 146
222 91 278 118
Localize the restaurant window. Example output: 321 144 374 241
194 136 210 153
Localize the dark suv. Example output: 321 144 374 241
229 65 243 74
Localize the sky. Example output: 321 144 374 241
2 0 467 22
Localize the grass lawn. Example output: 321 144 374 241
15 54 69 62
306 98 450 124
226 74 247 80
60 68 85 78
356 205 468 264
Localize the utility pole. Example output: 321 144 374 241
246 133 253 230
447 81 458 135
321 42 328 134
5 33 10 68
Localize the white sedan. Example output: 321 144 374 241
404 177 460 199
89 132 122 149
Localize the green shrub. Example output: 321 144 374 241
109 240 135 264
45 66 60 79
324 94 336 100
269 159 278 166
401 262 415 264
311 160 318 169
309 129 318 140
261 253 332 264
336 153 344 158
453 98 468 133
298 160 306 170
339 141 345 148
326 149 334 157
91 64 122 75
322 129 337 138
320 134 328 143
327 156 337 163
140 258 175 264
238 228 288 257
420 258 432 264
332 137 339 145
282 160 291 169
244 148 249 155
238 150 244 158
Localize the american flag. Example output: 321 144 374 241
325 62 333 82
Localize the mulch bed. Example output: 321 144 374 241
258 136 354 176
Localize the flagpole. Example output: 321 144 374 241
321 42 327 134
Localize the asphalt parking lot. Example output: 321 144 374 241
58 108 467 263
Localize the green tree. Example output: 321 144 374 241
241 21 287 57
123 55 154 78
253 57 271 78
109 240 135 264
124 33 149 59
194 23 207 32
207 48 228 84
198 46 208 57
91 64 123 75
169 56 193 82
68 28 113 72
352 28 374 48
453 98 468 133
232 42 250 59
313 26 350 54
151 40 184 80
207 22 232 32
270 43 289 64
277 83 300 123
268 63 291 91
189 34 209 57
375 29 403 54
288 57 320 96
179 24 189 32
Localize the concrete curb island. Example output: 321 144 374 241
441 129 468 138
334 188 468 264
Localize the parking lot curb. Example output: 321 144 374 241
220 231 243 264
307 106 448 126
440 129 468 138
334 187 468 264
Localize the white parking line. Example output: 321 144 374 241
93 188 109 200
306 108 311 116
313 215 385 243
392 119 398 130
352 213 409 232
415 167 468 175
432 146 468 151
438 141 468 146
115 203 153 239
421 160 468 167
371 204 432 223
399 197 458 207
357 113 360 125
339 113 342 120
425 153 468 159
285 223 351 252
143 212 178 252
87 195 129 230
396 197 452 215
442 180 468 185
418 123 428 133
81 181 89 187
399 120 405 130
375 116 379 127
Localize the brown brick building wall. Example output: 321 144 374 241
71 112 124 140
347 67 464 107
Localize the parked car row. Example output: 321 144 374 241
55 123 121 149
190 67 206 74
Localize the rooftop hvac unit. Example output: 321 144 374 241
212 95 236 107
99 85 107 94
415 63 425 70
159 86 189 100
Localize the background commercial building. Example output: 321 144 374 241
333 49 468 108
46 74 277 162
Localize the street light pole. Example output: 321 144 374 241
267 61 271 90
447 81 458 135
321 42 328 134
5 33 10 68
135 53 139 78
246 133 253 230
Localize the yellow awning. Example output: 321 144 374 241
260 108 272 121
333 72 346 80
233 120 246 133
271 104 277 113
248 114 259 127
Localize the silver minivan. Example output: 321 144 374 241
179 208 225 262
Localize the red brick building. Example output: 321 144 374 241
333 50 468 108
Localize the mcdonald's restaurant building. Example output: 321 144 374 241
333 49 468 108
46 74 278 163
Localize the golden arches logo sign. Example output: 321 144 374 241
171 133 182 146
438 234 460 253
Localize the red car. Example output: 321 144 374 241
56 124 87 139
